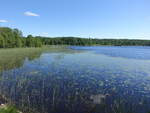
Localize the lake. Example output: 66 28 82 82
0 46 150 113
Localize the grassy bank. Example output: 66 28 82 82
0 46 69 71
0 47 44 71
0 105 20 113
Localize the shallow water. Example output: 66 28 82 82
0 46 150 113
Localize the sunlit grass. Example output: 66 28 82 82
0 47 45 71
0 46 69 71
0 105 19 113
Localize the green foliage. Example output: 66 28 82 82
0 106 19 113
1 27 150 48
41 37 150 46
26 35 42 47
0 36 5 48
0 27 42 48
0 27 22 48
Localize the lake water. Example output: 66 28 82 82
0 46 150 113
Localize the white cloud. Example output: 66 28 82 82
40 32 49 36
0 20 8 23
42 32 49 35
24 11 39 17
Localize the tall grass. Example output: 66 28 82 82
0 105 19 113
0 47 45 71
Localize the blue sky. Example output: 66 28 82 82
0 0 150 39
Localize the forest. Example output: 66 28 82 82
1 27 150 48
0 27 42 48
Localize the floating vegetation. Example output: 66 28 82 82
90 94 106 104
0 46 150 113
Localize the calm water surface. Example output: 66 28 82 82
0 46 150 113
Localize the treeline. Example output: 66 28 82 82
1 27 150 48
41 37 150 46
0 27 42 48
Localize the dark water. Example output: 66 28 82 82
0 46 150 113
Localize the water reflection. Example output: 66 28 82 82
70 46 150 60
0 46 150 113
0 48 42 71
